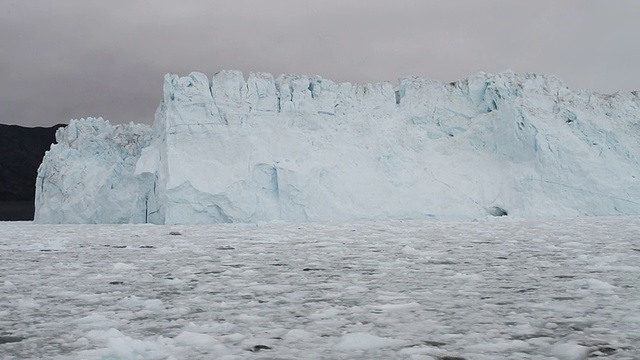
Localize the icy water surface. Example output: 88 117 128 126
0 217 639 359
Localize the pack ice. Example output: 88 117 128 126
34 70 640 224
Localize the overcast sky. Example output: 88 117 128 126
2 0 640 127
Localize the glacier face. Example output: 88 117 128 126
35 70 640 224
34 119 153 223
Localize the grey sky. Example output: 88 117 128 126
2 0 639 127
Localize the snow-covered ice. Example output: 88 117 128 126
1 217 639 359
34 70 640 224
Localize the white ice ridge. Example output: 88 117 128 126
35 70 640 224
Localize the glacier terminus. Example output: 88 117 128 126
34 70 640 224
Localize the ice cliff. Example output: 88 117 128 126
35 70 640 224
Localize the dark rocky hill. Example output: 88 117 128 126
0 123 66 220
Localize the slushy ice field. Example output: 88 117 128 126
1 217 639 359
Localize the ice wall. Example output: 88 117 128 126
35 71 640 224
34 118 153 223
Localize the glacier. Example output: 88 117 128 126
34 70 640 224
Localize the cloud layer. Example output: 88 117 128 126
2 0 639 126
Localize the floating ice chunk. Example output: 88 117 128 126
246 284 294 292
466 339 530 352
73 313 120 329
113 262 137 271
219 333 245 344
335 332 404 350
284 329 314 341
77 334 169 360
398 346 447 360
174 331 223 349
72 337 90 348
18 298 39 308
216 356 243 360
76 293 102 304
549 342 590 360
401 245 431 257
309 307 340 320
234 313 263 323
106 336 169 359
568 278 616 290
117 295 148 309
85 328 126 343
373 302 421 311
398 346 440 358
451 272 482 281
38 239 68 250
409 355 437 360
144 299 164 311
